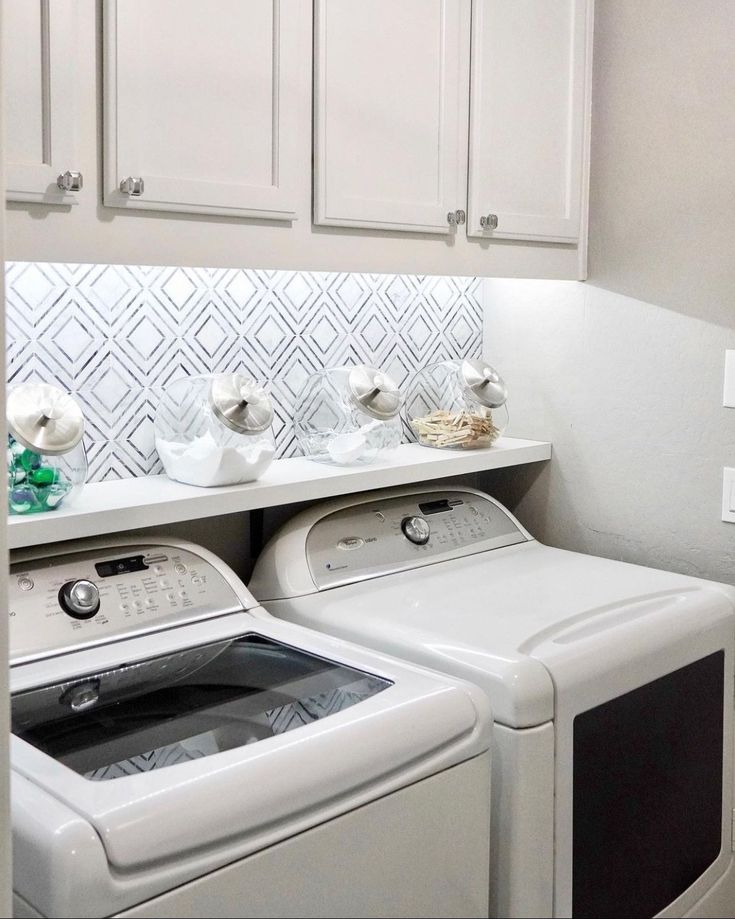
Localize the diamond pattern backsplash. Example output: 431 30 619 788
5 263 482 482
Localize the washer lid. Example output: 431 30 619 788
10 611 490 874
7 383 85 455
263 543 735 728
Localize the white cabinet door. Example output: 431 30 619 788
314 0 471 235
4 0 80 204
468 0 592 242
103 0 307 219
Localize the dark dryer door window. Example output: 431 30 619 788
573 651 724 918
12 634 391 781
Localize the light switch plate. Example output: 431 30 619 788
723 468 735 523
724 351 735 407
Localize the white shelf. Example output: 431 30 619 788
8 438 551 550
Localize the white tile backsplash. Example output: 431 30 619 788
6 263 482 481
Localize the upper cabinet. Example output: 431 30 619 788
103 0 308 219
4 0 81 204
313 0 471 235
467 0 590 242
314 0 592 244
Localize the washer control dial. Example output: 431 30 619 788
59 579 101 620
401 515 431 546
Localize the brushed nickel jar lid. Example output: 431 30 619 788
461 358 508 408
208 374 274 434
7 383 85 455
348 365 402 420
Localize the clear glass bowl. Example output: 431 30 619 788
294 366 403 466
404 359 509 450
154 374 276 487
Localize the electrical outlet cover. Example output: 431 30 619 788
722 468 735 523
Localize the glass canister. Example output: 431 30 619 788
154 373 276 487
293 365 403 465
7 383 88 514
404 358 509 449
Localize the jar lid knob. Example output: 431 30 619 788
209 374 274 434
7 383 85 455
348 365 402 420
460 358 508 408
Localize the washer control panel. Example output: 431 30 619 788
306 490 529 590
9 545 242 664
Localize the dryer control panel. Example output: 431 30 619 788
306 489 529 590
9 545 242 664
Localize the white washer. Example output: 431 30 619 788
9 536 492 919
250 485 735 919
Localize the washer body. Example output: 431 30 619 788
9 537 492 919
250 486 735 918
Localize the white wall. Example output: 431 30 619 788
4 0 581 280
483 0 735 585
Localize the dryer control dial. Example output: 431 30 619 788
59 579 101 620
401 515 431 546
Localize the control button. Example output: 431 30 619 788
159 579 170 588
58 579 101 620
337 537 364 551
191 576 204 586
17 576 34 591
174 564 187 575
154 565 165 576
401 515 431 546
374 511 386 522
143 554 169 565
179 590 188 599
120 603 130 612
133 600 144 610
145 598 155 608
166 592 176 602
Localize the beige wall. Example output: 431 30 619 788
4 0 581 279
483 0 735 584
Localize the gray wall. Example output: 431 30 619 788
482 0 735 585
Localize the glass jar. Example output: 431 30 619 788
404 358 509 449
294 365 403 465
7 383 88 515
154 373 275 487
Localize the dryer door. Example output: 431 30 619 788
529 586 735 919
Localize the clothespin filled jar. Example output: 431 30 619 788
7 383 88 514
405 358 509 449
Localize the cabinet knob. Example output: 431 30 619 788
119 176 145 197
480 213 499 230
447 209 466 227
56 170 83 192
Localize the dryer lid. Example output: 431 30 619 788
264 543 735 728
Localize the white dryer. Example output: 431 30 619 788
250 485 735 919
9 537 492 919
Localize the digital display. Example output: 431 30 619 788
418 498 463 515
95 555 149 578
